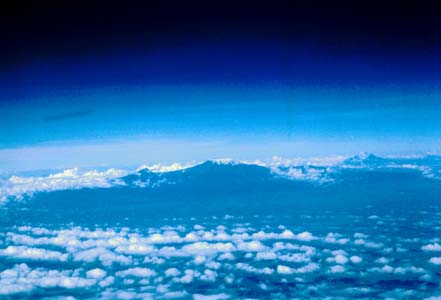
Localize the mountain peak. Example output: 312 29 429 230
343 153 388 166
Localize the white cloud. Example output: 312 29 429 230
324 233 349 245
200 269 217 282
163 291 188 299
255 251 277 261
1 168 127 203
277 253 311 263
429 257 441 265
368 265 394 274
349 256 363 264
375 257 390 264
138 162 196 173
86 268 107 279
116 267 157 278
98 276 115 288
0 246 68 262
73 247 132 266
276 265 295 275
182 242 236 256
171 269 196 284
337 255 349 264
236 263 274 275
295 231 316 241
276 262 319 275
422 243 441 252
217 252 235 261
115 243 155 255
236 240 267 252
165 268 181 277
2 220 439 298
354 233 368 239
295 262 320 273
363 241 383 249
0 263 97 296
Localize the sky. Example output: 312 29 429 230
1 2 441 171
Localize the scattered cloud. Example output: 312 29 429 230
0 216 439 298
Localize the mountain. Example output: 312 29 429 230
3 156 441 226
343 153 389 167
119 168 163 187
121 160 277 188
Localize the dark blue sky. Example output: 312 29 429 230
1 1 441 170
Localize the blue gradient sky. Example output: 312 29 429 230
2 3 441 171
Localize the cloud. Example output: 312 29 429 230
0 263 97 296
428 257 441 265
0 219 439 298
324 233 349 245
73 247 132 266
422 243 441 252
0 246 68 262
255 251 277 261
368 264 426 275
236 240 267 252
328 265 346 274
349 256 363 264
276 262 319 275
295 231 316 241
86 268 107 279
0 168 127 203
236 263 274 275
276 265 294 275
327 253 348 264
182 242 236 256
137 162 195 173
295 262 320 273
116 267 156 278
165 268 181 277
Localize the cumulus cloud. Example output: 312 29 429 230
0 219 439 298
328 254 348 264
73 247 132 266
277 262 319 275
428 257 441 265
0 264 97 296
236 263 274 275
368 264 425 275
236 240 267 252
349 256 363 264
116 267 156 278
165 268 181 277
422 243 441 252
86 268 107 279
328 265 346 273
276 265 295 275
295 231 316 241
138 162 195 173
0 168 127 203
324 233 349 244
0 246 68 262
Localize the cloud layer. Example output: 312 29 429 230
0 210 441 299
